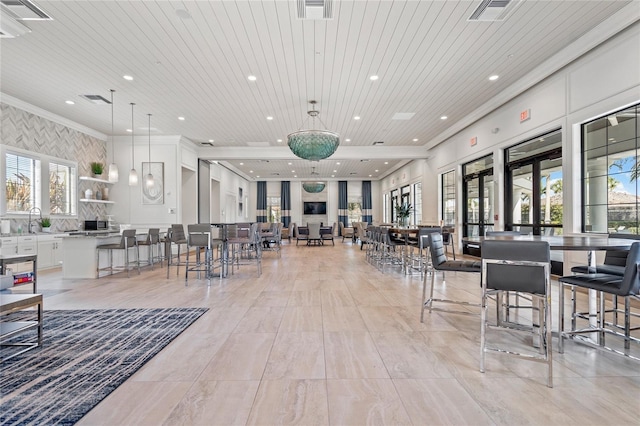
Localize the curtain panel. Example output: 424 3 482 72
256 181 267 222
280 181 291 227
338 180 348 227
362 180 372 224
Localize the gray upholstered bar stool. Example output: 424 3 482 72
559 241 640 357
166 224 187 278
480 239 553 387
421 232 482 321
96 229 140 278
138 228 162 269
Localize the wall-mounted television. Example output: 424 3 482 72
304 201 327 215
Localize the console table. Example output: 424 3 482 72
1 293 43 361
0 254 38 293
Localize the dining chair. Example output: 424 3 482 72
480 239 553 387
339 221 354 242
421 232 482 321
558 241 640 357
307 223 322 245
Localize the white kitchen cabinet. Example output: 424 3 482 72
36 235 64 270
0 237 18 256
1 236 37 272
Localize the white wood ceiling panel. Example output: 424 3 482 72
1 0 634 178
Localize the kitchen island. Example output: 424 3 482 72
60 232 123 279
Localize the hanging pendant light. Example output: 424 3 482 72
128 103 138 186
145 113 154 189
107 89 119 182
287 100 339 161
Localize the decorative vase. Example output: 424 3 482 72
95 190 102 201
84 189 93 199
102 187 109 201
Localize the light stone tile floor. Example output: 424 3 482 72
22 241 640 425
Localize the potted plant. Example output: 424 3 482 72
395 203 413 228
39 217 52 233
90 162 104 177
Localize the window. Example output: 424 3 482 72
413 182 422 225
3 149 77 217
5 153 39 213
441 170 455 226
463 155 494 238
390 189 399 222
383 193 389 222
582 103 640 233
267 196 281 223
49 162 76 215
348 197 362 225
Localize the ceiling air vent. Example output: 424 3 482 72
468 0 518 22
360 159 370 162
200 142 214 147
1 0 52 20
297 0 333 20
372 141 384 145
79 94 111 105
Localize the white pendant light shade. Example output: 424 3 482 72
129 168 138 185
145 113 154 189
128 102 138 186
108 89 119 182
108 162 119 182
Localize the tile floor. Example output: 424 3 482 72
24 241 640 425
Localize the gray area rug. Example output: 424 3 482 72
0 307 208 425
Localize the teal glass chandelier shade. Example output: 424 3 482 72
302 182 326 193
287 130 340 161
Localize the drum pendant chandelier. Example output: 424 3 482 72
287 100 339 161
302 182 326 193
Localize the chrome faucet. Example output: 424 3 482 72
28 207 42 233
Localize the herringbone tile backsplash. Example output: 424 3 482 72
1 103 107 233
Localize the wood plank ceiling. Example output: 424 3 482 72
0 0 634 180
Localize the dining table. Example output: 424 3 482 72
462 234 635 333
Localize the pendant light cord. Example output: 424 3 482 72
110 89 115 160
148 114 151 162
130 103 135 165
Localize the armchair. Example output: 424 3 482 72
339 221 354 242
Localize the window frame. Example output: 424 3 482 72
2 146 78 218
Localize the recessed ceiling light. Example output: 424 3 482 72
267 116 273 120
331 175 335 178
369 174 372 177
126 129 132 133
489 75 499 81
248 75 257 81
375 169 379 172
413 138 418 142
336 162 340 165
178 116 185 121
239 162 244 165
288 162 292 165
65 100 75 105
277 139 282 143
370 75 379 81
249 170 253 173
294 175 297 178
354 116 360 120
256 175 260 178
291 170 295 173
440 115 448 120
384 161 388 164
333 170 337 173
208 139 214 143
345 138 351 142
123 75 134 81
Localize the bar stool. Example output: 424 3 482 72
138 228 162 269
166 224 187 278
185 224 223 285
96 229 140 278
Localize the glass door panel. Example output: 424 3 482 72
483 174 495 233
510 164 533 229
540 157 563 235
